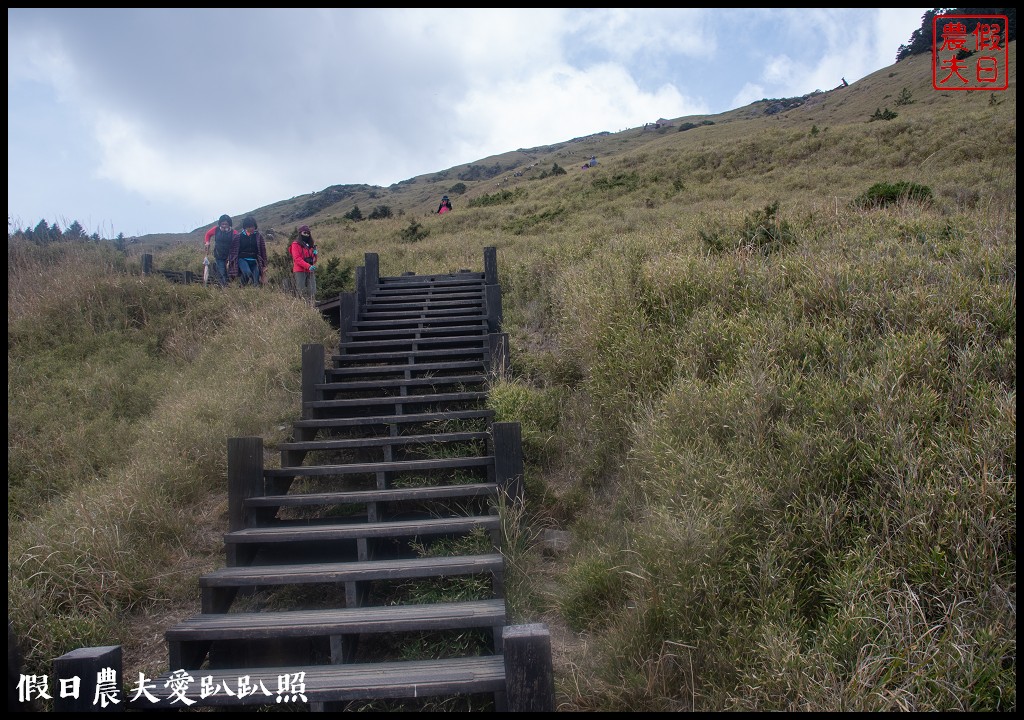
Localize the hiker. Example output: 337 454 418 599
203 214 236 287
228 216 268 287
290 224 318 304
436 195 453 214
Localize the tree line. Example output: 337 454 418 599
9 218 131 249
896 7 1017 61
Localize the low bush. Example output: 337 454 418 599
854 181 933 208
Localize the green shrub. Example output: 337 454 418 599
854 181 933 209
895 87 914 106
314 257 353 300
869 107 898 121
591 172 641 192
739 201 796 255
468 189 525 208
503 206 566 235
398 219 429 243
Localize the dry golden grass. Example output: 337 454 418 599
8 40 1016 711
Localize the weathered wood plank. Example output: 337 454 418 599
52 646 123 712
134 656 506 708
277 430 488 452
353 314 487 329
223 515 500 545
246 482 497 509
263 455 492 478
326 361 486 377
199 554 504 588
347 323 488 338
291 409 494 430
503 624 556 712
331 348 488 363
339 336 488 351
314 376 487 393
167 599 506 641
305 391 487 409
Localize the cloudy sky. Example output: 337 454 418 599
8 8 928 237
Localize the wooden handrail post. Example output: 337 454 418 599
488 333 510 380
339 291 358 345
492 421 524 504
364 252 379 294
502 624 555 712
484 246 498 285
227 437 263 568
52 645 124 712
301 343 325 419
356 265 366 309
485 284 503 334
141 254 152 276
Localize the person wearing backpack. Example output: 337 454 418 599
290 225 318 304
203 214 237 288
228 216 268 287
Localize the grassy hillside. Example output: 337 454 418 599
8 43 1016 711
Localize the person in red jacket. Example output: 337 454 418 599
436 195 452 214
290 225 317 304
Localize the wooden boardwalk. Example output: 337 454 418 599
104 249 555 712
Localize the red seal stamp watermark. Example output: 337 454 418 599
932 14 1009 91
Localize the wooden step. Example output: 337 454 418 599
315 375 487 394
167 600 506 674
326 361 486 378
246 483 497 510
134 655 506 708
263 455 493 478
167 599 506 644
353 314 488 330
291 409 494 431
305 391 487 410
200 554 504 590
366 290 484 303
359 306 485 320
368 286 482 295
278 431 488 452
223 516 500 547
331 348 488 364
374 280 485 292
338 340 487 356
377 274 485 287
199 554 505 614
347 323 488 339
364 296 484 307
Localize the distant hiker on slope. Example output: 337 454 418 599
203 214 237 288
437 195 453 214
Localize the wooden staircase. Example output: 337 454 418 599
125 249 554 711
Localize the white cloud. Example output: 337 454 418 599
7 8 932 235
732 81 767 109
451 62 706 160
